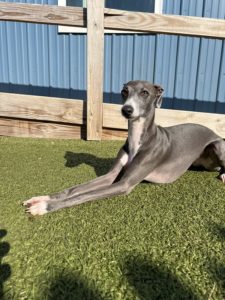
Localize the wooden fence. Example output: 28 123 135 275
0 0 225 140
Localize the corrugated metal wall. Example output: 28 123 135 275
0 0 225 114
159 0 225 113
0 0 87 99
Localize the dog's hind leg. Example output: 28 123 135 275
211 139 225 183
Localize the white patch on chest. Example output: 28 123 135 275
128 117 145 163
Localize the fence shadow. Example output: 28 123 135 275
64 151 114 177
1 83 225 113
45 272 103 300
121 254 197 300
0 229 11 300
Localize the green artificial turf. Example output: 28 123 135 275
1 136 225 299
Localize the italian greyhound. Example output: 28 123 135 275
23 80 225 215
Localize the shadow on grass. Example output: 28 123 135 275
210 223 225 241
208 223 225 298
0 229 11 300
64 151 114 177
46 272 103 300
122 254 197 300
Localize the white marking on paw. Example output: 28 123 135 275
120 153 128 166
220 173 225 183
25 201 48 216
23 195 50 206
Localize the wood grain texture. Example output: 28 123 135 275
1 95 225 139
0 93 85 125
0 117 84 139
104 8 225 38
102 128 127 140
1 2 225 39
103 103 225 138
103 103 126 129
0 116 126 140
87 0 104 140
0 2 85 27
155 108 225 137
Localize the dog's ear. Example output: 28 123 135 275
154 84 164 108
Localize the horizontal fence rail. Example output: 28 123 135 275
0 93 225 139
1 2 225 39
0 2 85 27
104 8 225 38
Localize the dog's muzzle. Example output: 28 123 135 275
121 105 134 119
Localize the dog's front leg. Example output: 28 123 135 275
25 151 155 215
23 148 128 210
24 144 164 215
25 179 135 215
50 148 129 200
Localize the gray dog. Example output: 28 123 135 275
24 80 225 215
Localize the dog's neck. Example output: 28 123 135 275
128 109 156 162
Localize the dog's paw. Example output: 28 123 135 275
23 195 50 207
25 200 49 216
220 173 225 183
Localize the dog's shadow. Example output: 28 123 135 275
64 152 114 177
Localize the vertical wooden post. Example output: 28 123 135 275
87 0 104 140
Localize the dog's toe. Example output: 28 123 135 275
25 201 48 216
220 173 225 183
23 195 50 206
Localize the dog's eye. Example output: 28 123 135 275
121 89 128 99
141 90 149 97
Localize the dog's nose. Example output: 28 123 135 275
122 105 134 118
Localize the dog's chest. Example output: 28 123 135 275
128 118 145 162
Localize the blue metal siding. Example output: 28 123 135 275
171 0 204 111
0 0 225 114
105 0 155 13
156 0 225 113
194 0 225 112
0 0 88 99
104 34 156 103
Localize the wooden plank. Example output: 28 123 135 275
155 108 225 137
87 0 104 140
0 117 84 139
0 2 85 27
103 103 126 129
102 128 127 140
1 94 225 138
103 103 225 138
0 116 125 140
2 108 225 140
1 2 225 40
104 8 225 39
0 93 85 125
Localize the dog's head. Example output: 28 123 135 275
121 81 164 120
